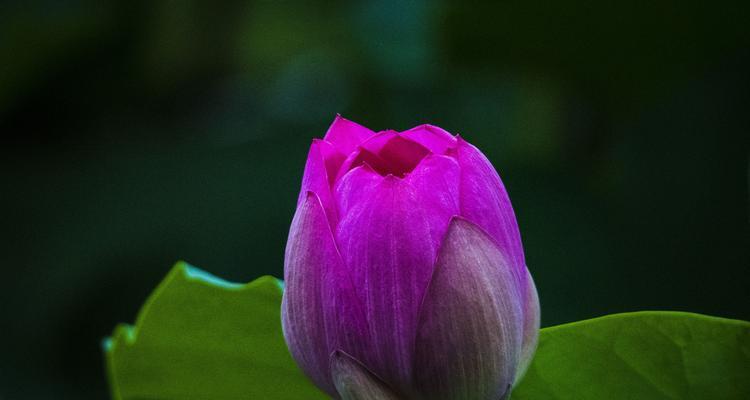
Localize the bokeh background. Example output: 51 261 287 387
1 1 748 398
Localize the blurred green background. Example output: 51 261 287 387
1 1 748 398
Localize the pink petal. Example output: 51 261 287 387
358 129 398 154
299 139 343 228
334 175 439 392
317 139 347 185
334 164 384 218
320 203 373 380
324 115 376 155
414 217 524 400
281 192 340 396
399 124 457 154
284 194 373 397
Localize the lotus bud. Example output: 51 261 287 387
282 116 540 400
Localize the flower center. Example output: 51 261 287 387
353 134 431 178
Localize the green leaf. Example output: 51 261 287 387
514 311 750 400
106 264 749 400
104 261 327 400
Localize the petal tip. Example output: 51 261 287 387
324 115 376 154
423 123 457 138
330 113 347 126
330 350 400 400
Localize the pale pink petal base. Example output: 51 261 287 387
331 351 401 400
414 217 523 400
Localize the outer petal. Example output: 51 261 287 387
281 192 339 396
331 351 401 400
335 175 438 392
324 115 376 155
299 139 344 228
321 223 373 385
400 124 457 154
414 217 523 400
454 137 527 290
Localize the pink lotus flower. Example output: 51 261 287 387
282 116 540 400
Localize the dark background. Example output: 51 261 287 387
1 1 748 398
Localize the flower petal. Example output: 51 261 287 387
404 154 461 250
317 138 347 184
335 176 438 392
331 350 401 400
414 217 523 400
299 139 344 227
400 124 457 154
335 154 459 249
321 221 373 382
324 115 376 155
281 192 339 396
334 164 384 218
454 137 527 289
358 129 398 154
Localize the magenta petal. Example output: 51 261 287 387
317 139 347 184
330 351 401 400
414 217 523 400
405 154 461 250
320 201 373 377
335 176 438 392
324 115 376 155
299 140 343 228
281 192 338 396
334 164 384 218
400 124 457 154
454 137 526 282
358 129 397 154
